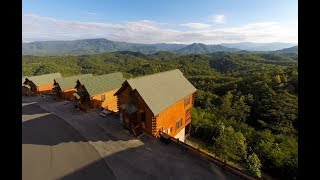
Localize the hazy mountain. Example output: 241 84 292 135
152 43 187 51
22 38 297 56
175 43 240 54
220 42 297 51
274 46 298 54
22 38 187 56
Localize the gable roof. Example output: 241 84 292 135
22 76 28 86
26 73 62 86
122 69 197 115
55 74 93 91
79 72 125 97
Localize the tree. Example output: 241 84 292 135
232 95 251 122
273 75 282 84
246 153 262 177
219 91 234 119
214 126 247 162
219 92 250 122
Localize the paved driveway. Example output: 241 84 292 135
22 96 242 180
22 102 115 180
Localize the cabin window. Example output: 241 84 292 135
101 94 106 101
141 112 146 122
176 118 183 130
184 96 190 106
168 127 172 134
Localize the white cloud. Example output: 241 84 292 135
180 23 211 29
212 14 225 24
22 13 297 44
86 12 97 16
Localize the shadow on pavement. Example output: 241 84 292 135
22 97 242 180
22 102 48 115
22 110 132 145
60 157 117 180
60 139 241 180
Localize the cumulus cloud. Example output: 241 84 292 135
22 13 297 44
180 23 211 29
212 14 226 24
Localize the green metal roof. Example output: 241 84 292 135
79 72 125 97
126 69 197 115
55 74 93 91
26 73 62 86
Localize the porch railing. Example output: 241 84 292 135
159 131 258 180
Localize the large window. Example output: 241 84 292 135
184 96 190 106
176 118 183 130
101 94 106 101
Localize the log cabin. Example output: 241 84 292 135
114 69 197 142
23 73 62 94
22 76 30 95
74 72 125 112
53 74 93 100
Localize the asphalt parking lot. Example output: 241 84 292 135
22 102 115 180
22 96 241 180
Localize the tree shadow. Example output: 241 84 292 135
22 102 48 115
23 113 85 145
59 158 116 180
22 108 132 145
60 139 242 180
22 102 242 180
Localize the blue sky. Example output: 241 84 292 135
22 0 298 44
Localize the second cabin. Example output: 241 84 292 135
22 76 30 95
74 72 125 112
23 73 62 94
53 74 93 100
115 69 197 142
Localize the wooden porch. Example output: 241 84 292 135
121 103 146 137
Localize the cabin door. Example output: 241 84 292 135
140 112 146 129
123 110 130 128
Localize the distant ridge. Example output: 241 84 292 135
274 46 298 54
175 43 240 54
220 42 297 51
22 38 187 56
22 38 297 56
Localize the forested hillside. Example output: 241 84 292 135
174 43 240 54
22 38 188 55
22 51 298 179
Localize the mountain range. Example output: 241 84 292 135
220 42 297 51
22 38 297 56
274 46 298 54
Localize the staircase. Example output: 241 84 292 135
132 125 143 137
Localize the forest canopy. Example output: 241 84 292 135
22 51 298 179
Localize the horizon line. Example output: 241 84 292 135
22 38 298 45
